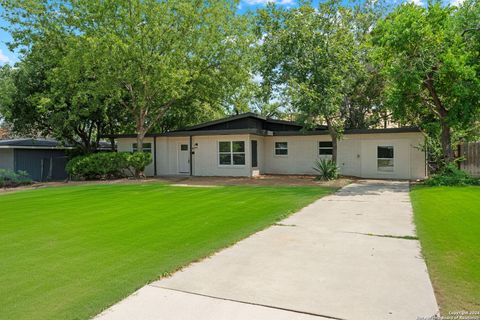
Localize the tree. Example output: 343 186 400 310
60 0 252 153
2 0 254 160
373 2 480 163
0 1 131 152
256 0 358 163
341 0 388 130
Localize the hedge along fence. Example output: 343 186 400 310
66 152 152 180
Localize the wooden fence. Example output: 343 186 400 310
459 142 480 177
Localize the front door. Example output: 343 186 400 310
178 144 190 174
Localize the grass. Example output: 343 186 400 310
0 183 332 320
410 186 480 313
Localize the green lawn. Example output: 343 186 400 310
0 183 332 320
410 186 480 313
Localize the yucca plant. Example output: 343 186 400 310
313 159 339 181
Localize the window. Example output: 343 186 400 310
132 143 152 153
180 144 188 151
377 146 394 172
275 142 288 155
218 141 245 166
319 141 333 155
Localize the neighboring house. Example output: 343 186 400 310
0 139 72 181
107 113 427 180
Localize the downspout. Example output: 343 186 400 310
153 136 157 176
189 135 193 176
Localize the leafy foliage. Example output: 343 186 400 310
425 163 480 186
255 0 386 162
1 0 254 157
0 169 33 188
126 152 153 178
313 159 339 181
373 1 480 162
66 152 152 180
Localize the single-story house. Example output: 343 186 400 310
0 139 72 181
107 112 427 180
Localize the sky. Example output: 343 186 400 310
0 0 462 66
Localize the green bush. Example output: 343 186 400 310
126 152 152 177
0 169 33 188
425 163 480 186
66 152 152 180
313 159 339 181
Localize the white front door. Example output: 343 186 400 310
178 144 190 174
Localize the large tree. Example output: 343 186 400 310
2 0 253 154
62 0 253 151
256 0 358 163
373 1 480 163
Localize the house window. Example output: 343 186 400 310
219 141 245 166
319 141 333 155
377 146 394 172
275 142 288 155
132 143 152 153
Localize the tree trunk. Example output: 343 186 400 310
331 135 338 164
440 118 453 163
424 75 454 164
325 117 338 164
110 138 116 151
135 120 147 179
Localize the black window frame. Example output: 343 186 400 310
319 141 333 155
218 141 246 166
377 146 394 172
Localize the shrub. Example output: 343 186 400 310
0 169 33 188
313 159 339 181
126 152 152 177
66 151 152 180
66 152 127 180
425 163 480 186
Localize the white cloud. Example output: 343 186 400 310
450 0 465 6
406 0 423 5
243 0 296 6
0 50 10 64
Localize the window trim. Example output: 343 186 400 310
319 141 333 156
218 141 246 167
377 145 395 173
274 141 288 156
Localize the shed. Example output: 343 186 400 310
0 139 72 181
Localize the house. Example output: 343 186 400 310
0 139 73 181
107 113 427 180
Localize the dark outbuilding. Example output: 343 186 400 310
0 139 72 181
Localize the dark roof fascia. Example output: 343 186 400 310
273 127 422 136
104 127 422 139
102 129 270 139
178 112 265 131
163 128 269 136
264 118 303 127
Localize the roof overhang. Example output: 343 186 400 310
104 127 422 139
102 128 271 139
0 146 75 150
273 127 422 136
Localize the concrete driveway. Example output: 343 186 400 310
96 180 438 320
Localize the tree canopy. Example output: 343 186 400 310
373 1 480 163
1 0 254 152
